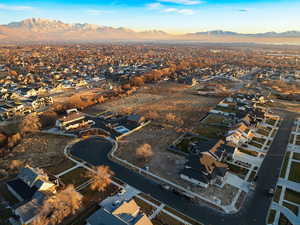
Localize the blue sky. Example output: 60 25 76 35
0 0 299 34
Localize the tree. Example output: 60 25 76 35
86 165 114 192
19 113 42 134
32 185 82 225
136 144 153 161
130 76 144 87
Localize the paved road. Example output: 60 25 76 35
70 111 297 225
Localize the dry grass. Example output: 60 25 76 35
0 133 74 177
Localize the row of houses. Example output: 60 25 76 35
5 165 153 225
179 94 268 188
0 96 53 121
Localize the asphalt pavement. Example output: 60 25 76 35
70 111 297 225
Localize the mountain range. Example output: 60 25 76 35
0 18 300 44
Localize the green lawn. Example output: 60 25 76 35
284 188 300 205
282 201 298 216
280 152 290 178
288 162 300 183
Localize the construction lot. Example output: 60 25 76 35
92 82 244 206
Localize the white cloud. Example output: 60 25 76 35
159 0 204 5
163 8 196 15
146 3 163 9
0 4 33 11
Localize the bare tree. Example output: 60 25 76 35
8 160 23 170
86 165 114 192
136 143 153 161
32 185 82 225
19 113 42 134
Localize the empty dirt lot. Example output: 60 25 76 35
85 82 221 128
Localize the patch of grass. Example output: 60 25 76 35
273 186 282 203
238 148 259 157
266 118 276 126
280 152 290 178
139 193 161 206
247 170 257 182
288 162 300 183
164 206 203 225
59 167 88 187
267 209 276 224
44 159 76 175
282 201 298 216
284 188 300 205
289 134 295 144
293 152 300 161
202 114 229 126
228 163 249 178
152 212 184 225
133 197 156 216
248 141 263 149
194 124 227 139
278 213 292 225
256 128 269 136
252 137 266 144
215 105 236 113
66 203 100 225
175 138 191 153
80 183 118 205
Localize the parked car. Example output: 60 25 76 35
266 188 274 197
159 184 172 191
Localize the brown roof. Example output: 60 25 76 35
199 153 228 174
209 139 225 154
112 199 139 217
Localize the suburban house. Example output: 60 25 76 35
6 165 57 202
86 195 153 225
180 153 229 188
13 191 47 225
6 166 58 225
180 139 234 188
56 110 86 131
226 121 254 145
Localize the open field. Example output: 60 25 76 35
84 82 221 128
0 133 74 178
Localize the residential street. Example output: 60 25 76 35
70 111 298 225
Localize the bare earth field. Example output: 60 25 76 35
93 82 235 206
85 82 221 128
0 133 74 178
